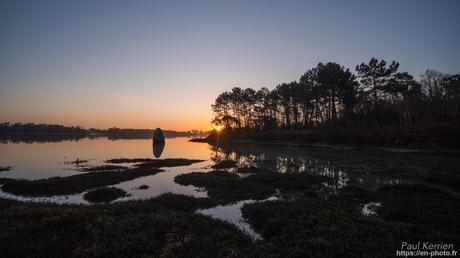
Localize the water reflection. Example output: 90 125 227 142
0 137 211 179
153 142 165 158
207 142 455 191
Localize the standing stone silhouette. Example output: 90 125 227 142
152 128 165 158
153 128 165 143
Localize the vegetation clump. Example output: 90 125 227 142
106 158 154 163
82 165 127 172
106 158 204 168
83 187 128 203
211 160 237 169
64 158 89 166
0 166 11 172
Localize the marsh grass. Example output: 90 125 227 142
81 165 127 172
0 167 161 197
175 171 328 203
64 158 89 166
106 158 204 168
83 187 128 203
242 184 460 257
0 194 254 257
138 184 149 190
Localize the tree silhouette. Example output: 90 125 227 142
211 58 459 133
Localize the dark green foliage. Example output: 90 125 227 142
83 187 128 203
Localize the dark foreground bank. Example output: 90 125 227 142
1 184 459 257
1 169 459 257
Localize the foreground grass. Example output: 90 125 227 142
242 184 460 257
0 194 254 257
1 183 458 257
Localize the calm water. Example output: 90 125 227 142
1 137 457 194
0 137 211 180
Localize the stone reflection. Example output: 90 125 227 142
152 141 165 158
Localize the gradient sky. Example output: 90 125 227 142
1 0 459 130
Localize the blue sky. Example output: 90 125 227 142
1 0 459 130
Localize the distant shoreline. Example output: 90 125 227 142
0 122 208 143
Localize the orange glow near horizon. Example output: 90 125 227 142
0 96 215 131
213 125 224 132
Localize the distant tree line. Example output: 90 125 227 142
0 122 207 140
212 58 460 131
0 122 86 135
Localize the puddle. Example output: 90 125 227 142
361 202 382 216
196 193 280 241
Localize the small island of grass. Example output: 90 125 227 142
83 187 128 203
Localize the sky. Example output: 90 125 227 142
1 0 459 131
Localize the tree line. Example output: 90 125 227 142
212 58 460 131
0 122 207 137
